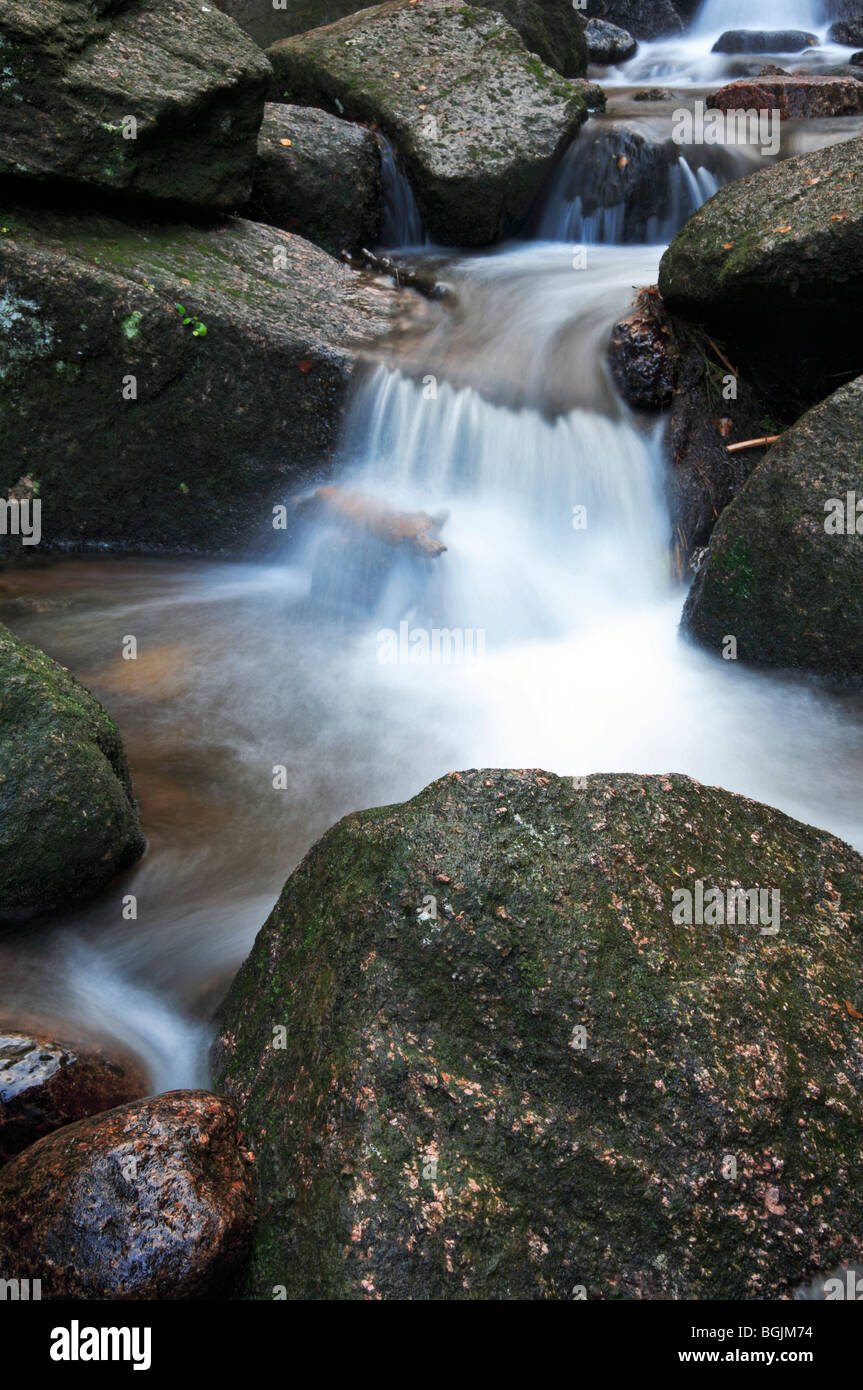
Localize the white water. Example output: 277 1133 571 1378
694 0 822 36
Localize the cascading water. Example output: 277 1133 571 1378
378 134 427 248
693 0 823 36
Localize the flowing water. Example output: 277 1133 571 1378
2 14 863 1089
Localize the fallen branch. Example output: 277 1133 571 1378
727 435 780 454
294 486 448 558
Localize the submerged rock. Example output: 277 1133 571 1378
711 30 819 55
682 375 863 686
0 1091 254 1299
0 1031 148 1164
214 768 863 1299
707 76 863 119
583 18 637 65
0 203 424 552
0 0 271 211
249 104 383 256
658 136 863 413
266 0 590 246
0 623 145 923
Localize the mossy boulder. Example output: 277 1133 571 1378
0 622 145 922
0 0 271 211
266 0 590 246
219 0 588 77
214 768 863 1299
249 104 382 256
0 201 422 552
682 375 863 686
658 136 863 412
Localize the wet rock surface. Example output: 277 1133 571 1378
249 104 383 256
707 76 863 119
0 202 425 553
711 31 819 56
266 0 590 246
0 0 271 211
682 374 863 686
0 622 145 922
583 0 681 41
0 1090 254 1298
0 1031 148 1164
583 18 637 65
214 768 863 1299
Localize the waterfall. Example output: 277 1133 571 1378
378 135 427 249
693 0 823 35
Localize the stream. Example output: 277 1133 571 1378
3 1 863 1092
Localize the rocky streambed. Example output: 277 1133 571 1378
1 0 863 1305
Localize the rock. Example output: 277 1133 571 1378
583 0 682 41
853 52 863 67
608 287 676 410
0 623 145 923
658 136 863 415
249 104 382 256
0 1091 254 1298
609 288 769 561
829 20 863 47
0 1032 148 1164
711 30 819 55
584 17 637 64
295 487 448 557
632 87 674 101
0 0 271 211
0 202 425 553
214 767 863 1299
481 0 589 77
706 76 863 119
266 0 590 247
219 0 589 77
682 374 863 686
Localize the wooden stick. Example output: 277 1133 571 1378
727 435 780 454
705 335 737 378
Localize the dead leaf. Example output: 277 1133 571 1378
845 1000 863 1020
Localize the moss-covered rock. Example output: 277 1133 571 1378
682 375 863 686
0 201 423 552
0 0 271 211
0 621 144 922
219 0 588 77
249 104 382 256
658 136 863 413
266 0 590 247
214 768 863 1299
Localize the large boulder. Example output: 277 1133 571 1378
682 375 863 686
218 0 588 76
0 0 271 211
266 0 590 246
658 136 863 413
583 18 637 65
0 1091 254 1298
0 622 145 923
0 203 423 553
583 0 682 41
214 768 863 1300
711 31 819 55
0 1031 148 1164
706 76 863 119
249 104 383 256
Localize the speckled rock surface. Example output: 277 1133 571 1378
267 0 590 246
0 202 425 552
682 375 863 685
214 768 863 1299
707 76 863 119
249 104 382 256
584 17 637 64
0 0 271 210
0 1090 254 1298
0 621 144 922
0 1031 148 1163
